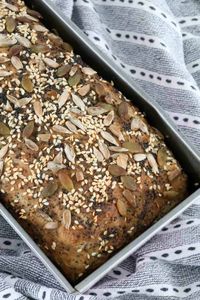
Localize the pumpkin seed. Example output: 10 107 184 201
16 35 31 48
23 121 34 138
116 198 127 217
157 148 168 167
0 144 9 159
104 110 115 126
58 169 74 191
117 154 128 169
72 94 85 111
0 160 3 177
78 84 90 96
108 165 126 176
21 75 34 93
33 101 43 118
94 83 106 97
133 153 146 162
44 221 58 230
76 170 84 182
118 102 129 120
31 44 50 53
163 190 178 199
33 24 48 32
93 147 104 162
64 144 75 164
123 189 135 206
69 116 85 132
56 64 70 77
24 138 39 151
68 71 82 86
62 209 71 229
66 121 77 133
147 153 159 174
0 122 10 135
58 87 70 109
0 34 17 48
122 141 143 153
6 17 16 33
109 123 124 141
82 67 96 76
100 130 119 146
98 140 110 160
17 16 35 24
5 2 19 12
38 133 51 142
52 125 71 134
11 56 23 70
87 106 108 116
131 116 149 134
109 146 128 153
99 102 114 111
42 182 58 197
0 70 12 77
43 57 59 69
121 175 137 191
27 8 43 19
8 45 23 57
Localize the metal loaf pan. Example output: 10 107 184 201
0 0 200 294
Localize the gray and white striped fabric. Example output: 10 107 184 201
0 0 200 299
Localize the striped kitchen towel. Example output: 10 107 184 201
0 0 200 299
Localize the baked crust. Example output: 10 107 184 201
0 0 187 283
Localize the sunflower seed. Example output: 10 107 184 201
121 175 137 191
93 147 104 162
116 198 127 217
109 146 128 153
8 45 23 57
27 8 43 19
33 101 43 118
131 116 149 134
76 170 84 182
0 144 9 159
23 13 39 22
0 122 10 135
122 141 143 153
53 152 63 164
52 125 71 134
118 102 129 120
133 153 146 162
167 168 181 182
43 57 59 69
163 190 179 199
0 70 12 77
0 160 3 177
58 169 74 192
42 182 58 197
123 189 136 207
47 161 65 173
98 140 110 160
33 24 48 32
117 154 128 169
72 94 85 111
157 148 168 167
100 130 119 146
109 123 124 141
24 138 39 152
147 153 159 174
64 144 75 163
16 35 31 48
17 97 32 107
38 133 51 142
62 209 71 229
21 75 34 93
87 106 108 116
78 84 90 96
108 165 126 176
82 67 96 76
104 110 115 126
5 16 16 33
0 57 10 63
65 121 77 133
69 116 85 132
23 121 34 138
69 65 78 77
4 101 12 112
11 56 23 70
0 34 17 47
58 87 70 109
31 44 50 53
44 221 58 230
5 2 19 12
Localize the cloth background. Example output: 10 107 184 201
0 0 200 299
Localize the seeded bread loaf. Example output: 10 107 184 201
0 0 188 284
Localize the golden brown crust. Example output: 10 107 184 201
0 0 188 283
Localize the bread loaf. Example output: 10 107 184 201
0 0 188 283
